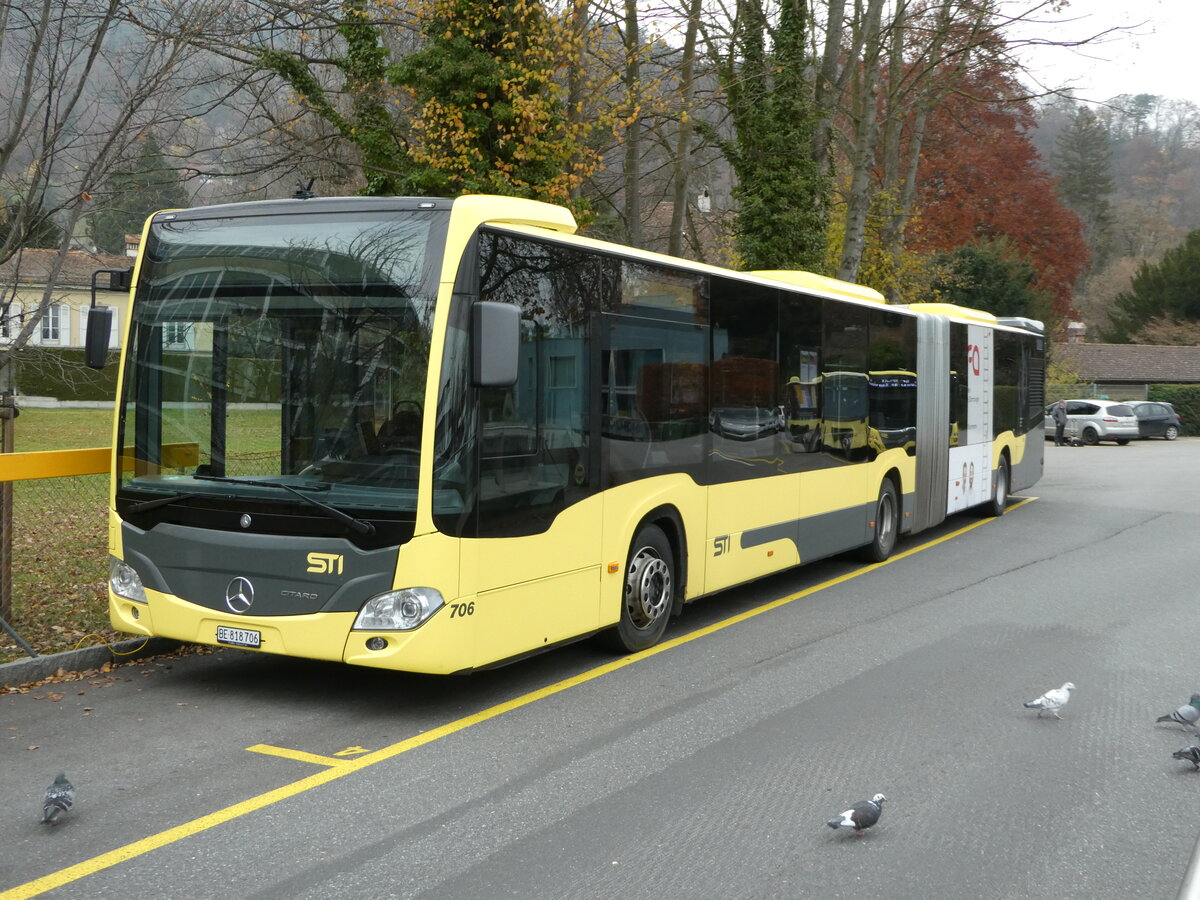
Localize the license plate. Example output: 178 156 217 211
216 626 261 648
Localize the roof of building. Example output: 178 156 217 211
1054 342 1200 384
0 248 132 290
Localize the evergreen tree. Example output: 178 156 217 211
1105 230 1200 341
931 238 1052 321
255 0 600 206
713 0 829 271
388 0 592 206
90 133 189 253
1112 93 1159 138
1052 106 1115 268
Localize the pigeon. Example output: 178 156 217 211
1023 682 1075 718
826 793 886 836
1173 746 1200 771
41 773 75 825
1157 694 1200 731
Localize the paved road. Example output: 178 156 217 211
4 437 1200 899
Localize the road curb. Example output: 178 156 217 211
1 637 183 689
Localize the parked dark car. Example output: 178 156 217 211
1127 400 1182 440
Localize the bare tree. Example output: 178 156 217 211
666 0 704 256
831 0 1126 285
622 0 645 246
835 0 885 281
0 0 232 370
121 1 426 199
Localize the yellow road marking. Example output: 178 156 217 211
333 746 371 757
245 744 353 768
0 499 1034 899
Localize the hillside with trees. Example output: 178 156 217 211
1033 92 1200 342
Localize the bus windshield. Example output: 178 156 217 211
115 208 449 544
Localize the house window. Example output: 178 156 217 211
0 302 21 341
163 321 193 349
40 304 65 343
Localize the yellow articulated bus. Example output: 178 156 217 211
86 195 1044 674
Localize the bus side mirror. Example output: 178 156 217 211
85 306 113 369
472 301 519 387
86 267 132 369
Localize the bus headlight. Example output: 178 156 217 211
109 557 147 604
353 587 444 631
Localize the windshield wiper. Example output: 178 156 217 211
127 491 207 514
193 475 376 536
125 479 326 514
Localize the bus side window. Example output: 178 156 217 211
471 231 605 537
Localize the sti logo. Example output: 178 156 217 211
307 552 344 575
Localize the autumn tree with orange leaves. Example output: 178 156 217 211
906 65 1087 323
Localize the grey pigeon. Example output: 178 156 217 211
1157 694 1200 731
1174 746 1200 771
41 772 74 825
826 793 885 836
1023 682 1074 718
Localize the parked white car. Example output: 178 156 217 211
1044 400 1139 445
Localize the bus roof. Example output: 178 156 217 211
903 302 998 325
905 304 1044 334
451 194 577 235
751 270 887 304
489 221 895 312
996 315 1045 334
153 195 459 222
151 194 580 237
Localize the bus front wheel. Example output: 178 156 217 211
606 524 675 652
857 479 898 563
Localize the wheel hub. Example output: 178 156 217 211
626 550 671 627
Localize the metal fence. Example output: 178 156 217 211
0 436 285 661
0 441 111 660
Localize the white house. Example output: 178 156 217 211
0 246 134 351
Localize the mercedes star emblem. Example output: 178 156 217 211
225 576 255 614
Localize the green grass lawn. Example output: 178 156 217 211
10 407 116 451
2 409 118 665
13 406 282 454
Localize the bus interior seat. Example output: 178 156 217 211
378 407 422 452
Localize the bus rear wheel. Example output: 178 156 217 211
981 456 1010 517
606 524 674 652
857 479 898 563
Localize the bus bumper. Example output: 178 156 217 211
110 588 475 674
110 589 356 663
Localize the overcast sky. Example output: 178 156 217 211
1010 0 1197 106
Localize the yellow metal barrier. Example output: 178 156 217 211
0 447 109 481
0 444 200 482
